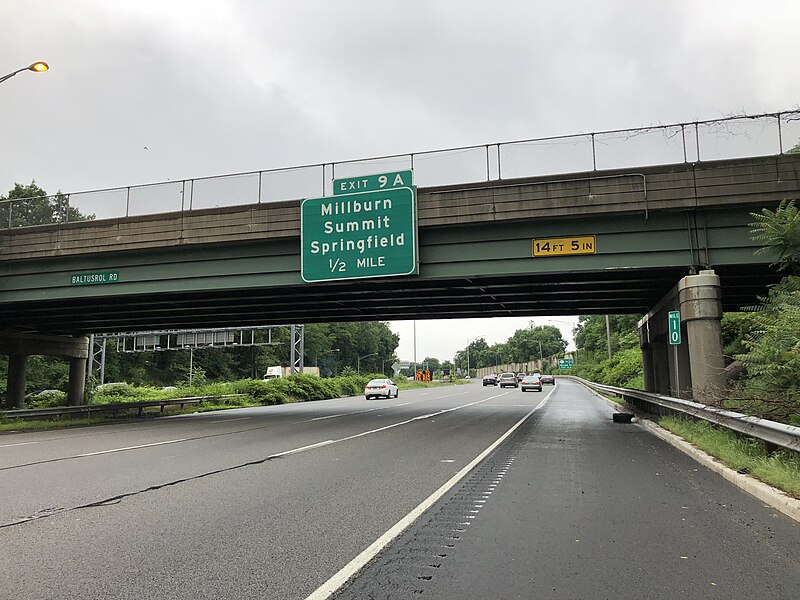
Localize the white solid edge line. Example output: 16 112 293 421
570 379 800 524
303 386 555 600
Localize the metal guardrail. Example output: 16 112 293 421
1 109 798 229
570 376 800 453
0 395 248 420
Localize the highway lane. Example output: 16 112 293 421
0 386 506 526
331 379 800 600
0 382 547 599
2 380 797 599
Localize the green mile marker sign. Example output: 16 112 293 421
301 184 417 283
668 310 681 345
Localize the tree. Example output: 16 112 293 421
326 321 399 375
573 315 640 354
454 338 491 373
0 181 94 228
750 199 800 273
420 356 441 373
454 327 568 374
722 201 800 419
505 325 566 362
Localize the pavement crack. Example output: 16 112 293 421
0 452 286 529
0 423 282 472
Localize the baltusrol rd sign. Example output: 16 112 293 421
70 270 120 286
301 182 417 283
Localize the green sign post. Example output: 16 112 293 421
668 310 681 345
301 186 417 283
333 170 412 196
558 358 574 370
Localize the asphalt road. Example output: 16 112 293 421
0 380 797 599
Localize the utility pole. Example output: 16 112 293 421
605 315 613 360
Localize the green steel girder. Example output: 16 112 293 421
0 206 780 334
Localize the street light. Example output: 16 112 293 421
315 348 340 366
466 337 479 379
357 352 378 375
0 61 49 85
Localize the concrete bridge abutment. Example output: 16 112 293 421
1 333 90 409
639 270 725 402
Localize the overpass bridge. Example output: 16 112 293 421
2 111 799 407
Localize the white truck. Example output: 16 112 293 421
262 366 320 380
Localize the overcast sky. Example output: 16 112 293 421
3 1 799 361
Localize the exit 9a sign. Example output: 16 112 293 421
333 170 412 195
301 171 417 283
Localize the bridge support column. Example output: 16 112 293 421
5 354 28 409
68 349 88 406
1 332 90 408
679 270 725 402
639 269 725 402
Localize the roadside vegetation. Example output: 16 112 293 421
660 416 800 499
0 373 463 432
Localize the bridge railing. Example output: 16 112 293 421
2 110 799 230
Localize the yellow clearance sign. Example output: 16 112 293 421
532 235 596 257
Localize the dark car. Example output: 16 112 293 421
498 373 518 388
516 372 527 383
482 374 498 386
540 374 555 385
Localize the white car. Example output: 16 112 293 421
364 378 399 399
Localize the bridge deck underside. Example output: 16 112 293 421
0 264 777 334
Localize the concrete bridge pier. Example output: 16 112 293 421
679 270 726 400
1 333 90 409
639 270 725 402
6 354 28 409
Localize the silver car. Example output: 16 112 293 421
498 373 518 388
520 375 542 392
364 378 399 399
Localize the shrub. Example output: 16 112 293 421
26 390 67 408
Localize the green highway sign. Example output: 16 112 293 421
333 170 412 195
668 310 681 345
301 186 417 283
558 358 574 370
70 270 120 286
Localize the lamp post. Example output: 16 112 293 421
315 348 340 366
466 337 478 379
357 352 377 375
316 348 340 375
0 61 49 85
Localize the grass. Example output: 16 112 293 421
660 416 800 499
397 379 469 390
0 417 110 432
